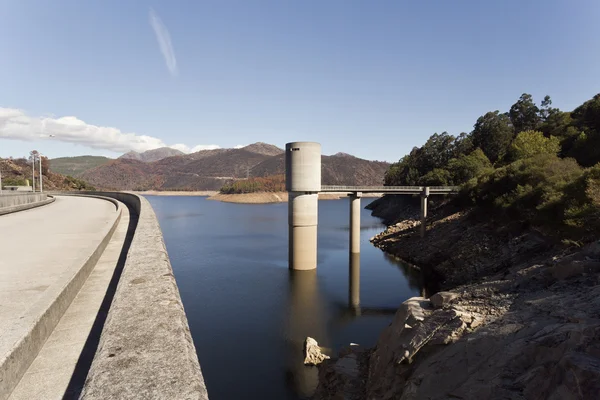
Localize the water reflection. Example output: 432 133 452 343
382 253 435 297
349 252 360 312
147 196 425 400
285 270 328 398
285 252 426 398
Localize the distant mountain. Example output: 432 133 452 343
251 152 390 186
240 142 284 156
79 142 389 191
119 147 185 163
49 155 112 177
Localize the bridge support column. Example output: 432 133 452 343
420 186 429 238
349 192 362 254
286 142 321 270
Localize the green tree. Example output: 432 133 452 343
471 111 514 163
420 168 451 185
568 94 600 166
452 132 474 157
509 93 541 133
509 130 560 160
447 148 493 184
418 132 456 172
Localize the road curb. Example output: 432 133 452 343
0 196 123 399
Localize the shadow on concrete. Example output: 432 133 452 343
62 203 139 399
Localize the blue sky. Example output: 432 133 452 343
1 0 599 161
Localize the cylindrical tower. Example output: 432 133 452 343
286 142 321 270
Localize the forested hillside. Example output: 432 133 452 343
384 93 600 239
49 155 111 177
1 154 96 191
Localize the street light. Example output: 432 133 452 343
39 154 43 193
32 154 35 192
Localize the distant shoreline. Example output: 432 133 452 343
135 190 382 203
134 190 217 197
207 192 382 204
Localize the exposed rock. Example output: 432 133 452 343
584 240 600 258
552 260 600 280
429 291 459 308
304 337 330 366
316 208 600 400
314 346 371 400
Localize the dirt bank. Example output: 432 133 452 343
315 197 600 399
207 192 288 203
134 190 217 196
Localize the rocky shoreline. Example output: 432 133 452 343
314 196 600 399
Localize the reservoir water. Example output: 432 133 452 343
146 196 422 399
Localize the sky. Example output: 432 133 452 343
1 0 599 162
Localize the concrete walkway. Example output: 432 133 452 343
0 196 116 331
0 196 118 399
8 204 131 399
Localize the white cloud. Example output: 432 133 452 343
149 8 178 77
234 144 245 149
0 107 218 154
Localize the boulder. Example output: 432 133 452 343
584 240 600 258
430 292 459 309
552 260 600 280
304 337 330 366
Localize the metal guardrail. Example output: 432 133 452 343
319 185 459 193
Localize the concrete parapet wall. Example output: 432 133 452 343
0 193 47 208
77 192 208 400
0 196 55 216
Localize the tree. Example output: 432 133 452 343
41 156 50 176
471 111 514 163
418 132 456 172
452 132 474 158
447 148 493 184
420 168 451 185
568 94 600 166
28 150 39 165
509 130 560 160
509 93 541 133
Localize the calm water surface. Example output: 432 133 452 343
146 196 422 399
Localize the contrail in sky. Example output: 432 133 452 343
149 7 178 76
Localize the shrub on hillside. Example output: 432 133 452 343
460 155 600 237
508 130 560 161
220 175 285 194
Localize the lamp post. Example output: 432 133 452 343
32 155 35 192
39 154 43 193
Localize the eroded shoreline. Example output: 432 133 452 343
315 197 600 399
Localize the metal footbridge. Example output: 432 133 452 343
320 185 459 194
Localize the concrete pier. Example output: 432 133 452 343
286 142 321 270
420 186 429 238
349 193 362 254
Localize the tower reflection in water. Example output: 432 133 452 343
285 269 328 398
284 253 362 398
285 253 423 398
349 252 360 313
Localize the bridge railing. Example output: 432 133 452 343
320 185 459 192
